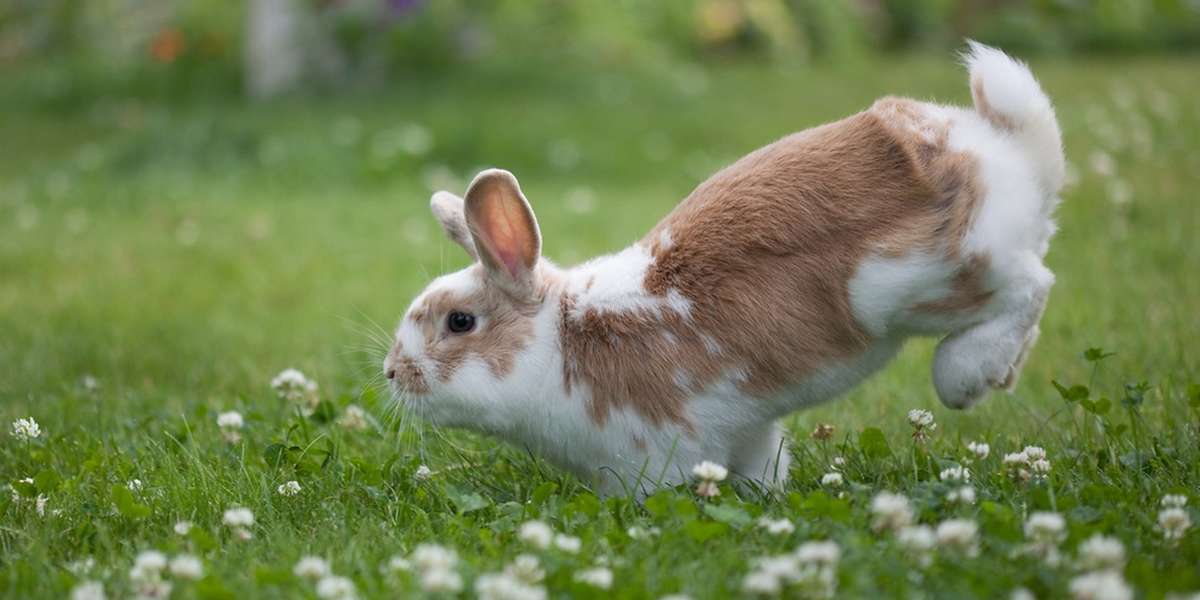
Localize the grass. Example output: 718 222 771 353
1 53 1199 599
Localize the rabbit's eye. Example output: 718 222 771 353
446 311 476 334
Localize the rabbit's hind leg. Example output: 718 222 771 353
932 253 1052 409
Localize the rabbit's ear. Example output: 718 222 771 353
464 169 542 294
430 191 477 260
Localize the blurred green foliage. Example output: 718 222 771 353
2 0 1199 103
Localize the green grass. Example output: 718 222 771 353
1 54 1199 599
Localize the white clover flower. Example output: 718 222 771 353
71 581 106 600
1069 570 1133 600
411 544 458 573
223 507 255 528
1158 507 1192 542
1030 459 1052 477
574 567 613 589
216 411 243 429
272 368 320 414
832 456 846 468
277 480 302 497
11 417 41 441
294 556 331 579
897 525 936 566
1076 534 1126 572
748 545 838 598
742 569 783 596
1019 512 1066 565
692 460 728 497
757 517 796 536
1003 452 1028 465
173 521 192 536
554 534 582 554
794 540 840 567
967 441 990 460
385 556 411 572
476 571 548 600
1025 512 1067 545
871 491 914 532
271 368 314 396
420 568 463 593
821 472 844 487
223 507 255 540
1011 587 1036 600
518 520 554 550
127 479 144 493
947 485 976 505
907 409 935 428
936 519 980 557
130 550 168 581
1162 494 1188 508
939 466 970 483
414 465 433 481
336 405 370 431
67 557 96 575
168 555 204 580
1003 447 1050 482
627 525 661 539
217 411 244 443
755 555 802 582
504 554 544 584
315 575 357 600
692 460 728 481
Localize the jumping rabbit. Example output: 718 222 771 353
384 43 1064 495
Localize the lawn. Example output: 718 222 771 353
1 53 1198 599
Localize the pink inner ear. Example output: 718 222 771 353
494 247 523 279
478 191 534 279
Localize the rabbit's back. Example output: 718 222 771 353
638 101 987 399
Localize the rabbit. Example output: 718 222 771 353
384 42 1064 496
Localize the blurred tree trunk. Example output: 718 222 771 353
244 0 348 99
244 0 304 98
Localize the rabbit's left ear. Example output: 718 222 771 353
430 191 477 260
464 169 542 295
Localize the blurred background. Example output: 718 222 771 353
4 1 1200 101
1 1 1197 435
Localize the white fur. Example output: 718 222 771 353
391 44 1064 496
964 40 1064 195
566 244 692 320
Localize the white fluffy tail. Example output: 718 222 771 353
963 41 1065 196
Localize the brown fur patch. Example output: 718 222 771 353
406 269 538 384
560 98 990 425
914 254 993 313
559 294 719 430
971 79 1015 131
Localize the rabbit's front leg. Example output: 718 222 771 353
728 420 791 490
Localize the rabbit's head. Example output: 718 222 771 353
385 169 560 430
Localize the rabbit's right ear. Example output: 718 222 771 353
430 191 478 260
